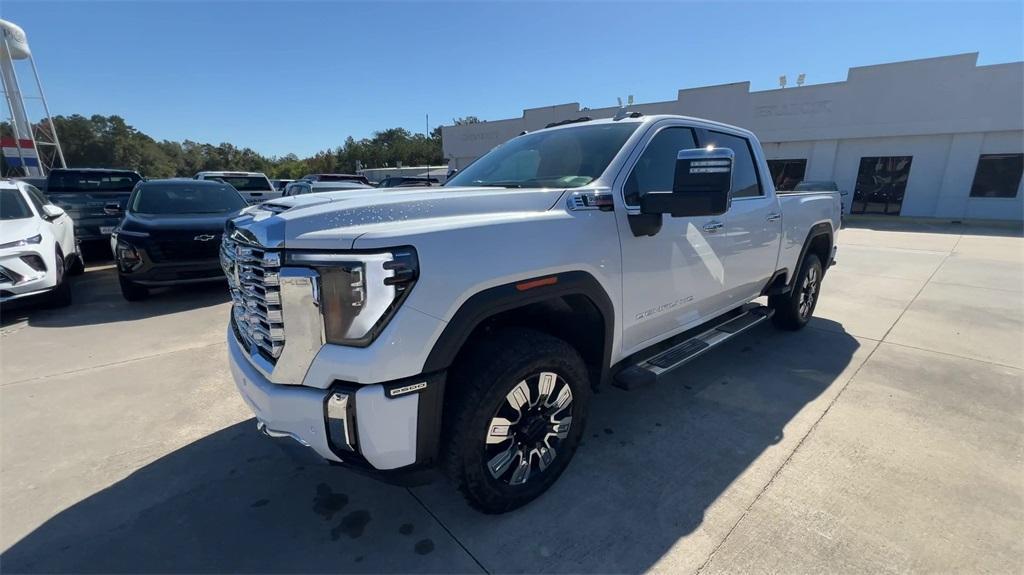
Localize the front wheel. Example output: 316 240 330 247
119 276 149 301
44 246 72 308
769 252 823 331
442 328 591 514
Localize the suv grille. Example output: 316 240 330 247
149 235 222 262
221 237 284 362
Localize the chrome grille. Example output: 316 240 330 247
221 237 285 362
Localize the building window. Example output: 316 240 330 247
970 154 1023 198
767 159 807 191
851 156 913 215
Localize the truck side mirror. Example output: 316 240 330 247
640 148 733 217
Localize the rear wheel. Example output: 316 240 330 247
119 275 149 301
443 328 591 514
769 252 822 331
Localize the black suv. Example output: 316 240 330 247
45 168 142 241
111 179 246 301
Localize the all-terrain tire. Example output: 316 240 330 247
769 252 823 331
442 328 591 514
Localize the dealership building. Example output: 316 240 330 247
441 53 1023 221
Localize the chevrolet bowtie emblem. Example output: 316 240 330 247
194 234 217 241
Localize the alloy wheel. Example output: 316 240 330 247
484 371 573 486
799 265 819 319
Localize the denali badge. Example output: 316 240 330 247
389 382 427 397
194 234 217 241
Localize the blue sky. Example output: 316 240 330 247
4 1 1022 157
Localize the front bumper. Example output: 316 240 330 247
121 258 225 286
227 328 444 482
0 247 56 302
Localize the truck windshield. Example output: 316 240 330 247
47 171 140 193
212 176 273 192
446 123 639 189
132 182 246 214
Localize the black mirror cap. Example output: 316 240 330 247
674 147 734 195
639 147 733 218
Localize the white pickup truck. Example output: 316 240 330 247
195 171 280 205
222 114 841 513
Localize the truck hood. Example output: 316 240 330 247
228 186 566 249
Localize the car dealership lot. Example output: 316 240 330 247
1 220 1021 573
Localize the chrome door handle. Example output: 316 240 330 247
766 212 782 222
702 221 724 233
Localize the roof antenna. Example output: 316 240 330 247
613 95 634 120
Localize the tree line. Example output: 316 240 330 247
2 114 458 179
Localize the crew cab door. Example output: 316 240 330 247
698 129 782 304
614 122 732 355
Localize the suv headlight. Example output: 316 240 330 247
285 248 418 347
0 234 42 250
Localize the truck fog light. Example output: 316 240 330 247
326 391 356 452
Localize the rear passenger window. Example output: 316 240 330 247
624 127 697 206
702 131 762 198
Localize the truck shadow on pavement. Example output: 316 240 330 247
1 322 863 573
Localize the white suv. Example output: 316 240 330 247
0 179 82 307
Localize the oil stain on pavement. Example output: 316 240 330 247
331 510 372 540
312 483 349 520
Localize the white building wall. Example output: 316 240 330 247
442 53 1024 221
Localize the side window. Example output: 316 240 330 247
624 127 697 206
702 131 762 198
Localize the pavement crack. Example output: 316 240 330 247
695 337 884 574
406 487 490 574
699 232 970 574
1 341 226 387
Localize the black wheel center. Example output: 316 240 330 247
518 413 550 445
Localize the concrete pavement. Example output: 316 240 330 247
1 219 1021 573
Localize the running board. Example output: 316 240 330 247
614 305 773 390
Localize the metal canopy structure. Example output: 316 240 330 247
0 19 65 177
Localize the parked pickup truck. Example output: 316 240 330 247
195 171 280 205
44 168 142 242
222 114 841 513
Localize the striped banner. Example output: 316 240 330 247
1 136 40 171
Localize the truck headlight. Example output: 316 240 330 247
285 248 418 347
